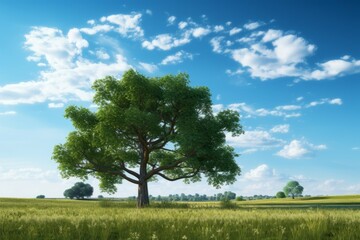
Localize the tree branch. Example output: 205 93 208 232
155 168 200 181
145 157 188 180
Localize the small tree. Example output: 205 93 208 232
98 195 104 199
64 182 93 199
283 181 304 199
36 195 45 199
276 191 286 198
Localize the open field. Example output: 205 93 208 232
0 196 359 239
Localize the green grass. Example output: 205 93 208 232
0 197 359 239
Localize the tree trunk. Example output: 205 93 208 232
137 181 149 207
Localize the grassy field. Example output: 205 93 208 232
0 196 359 239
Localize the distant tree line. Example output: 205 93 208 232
126 192 276 202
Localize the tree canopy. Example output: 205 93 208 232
63 182 94 199
283 181 304 199
53 70 243 207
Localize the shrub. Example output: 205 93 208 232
36 195 45 199
276 191 286 198
220 199 238 209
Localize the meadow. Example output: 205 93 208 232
0 196 359 240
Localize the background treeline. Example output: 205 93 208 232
126 192 281 202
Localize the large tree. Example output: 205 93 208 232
283 181 304 199
53 70 243 207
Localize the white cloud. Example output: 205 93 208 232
225 69 244 76
95 50 110 60
142 33 191 51
211 104 224 115
87 19 95 25
178 21 188 29
230 32 316 80
48 102 64 108
138 62 158 73
226 21 232 26
262 29 283 42
226 130 285 149
270 124 290 133
191 27 211 38
276 139 326 159
80 24 113 35
210 37 224 53
0 54 131 105
160 50 193 65
100 13 144 38
229 27 242 36
146 9 152 15
352 147 359 151
167 16 176 25
228 102 301 118
244 164 277 181
0 111 16 116
244 21 262 30
296 96 304 102
306 98 343 108
307 58 360 80
0 168 57 181
273 35 316 64
213 25 224 32
275 105 301 111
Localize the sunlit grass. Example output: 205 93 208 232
0 197 359 239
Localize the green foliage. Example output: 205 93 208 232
284 181 304 199
64 182 93 199
53 70 243 206
276 191 286 198
220 198 238 209
236 196 245 201
36 195 45 199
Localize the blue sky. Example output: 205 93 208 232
0 0 359 198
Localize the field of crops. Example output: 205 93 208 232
0 197 359 240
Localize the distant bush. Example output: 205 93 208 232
276 191 286 198
36 195 45 199
236 196 245 201
98 195 104 199
220 199 238 209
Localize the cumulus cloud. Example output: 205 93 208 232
244 21 263 30
100 13 144 38
138 62 158 73
270 124 290 133
160 50 193 65
48 103 64 108
229 27 242 36
191 27 211 38
226 130 285 149
231 32 316 80
95 50 110 60
210 37 224 53
276 139 327 159
178 21 188 29
306 58 360 80
167 16 176 25
244 164 277 181
213 25 224 32
142 33 191 51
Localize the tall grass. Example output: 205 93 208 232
0 198 359 239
